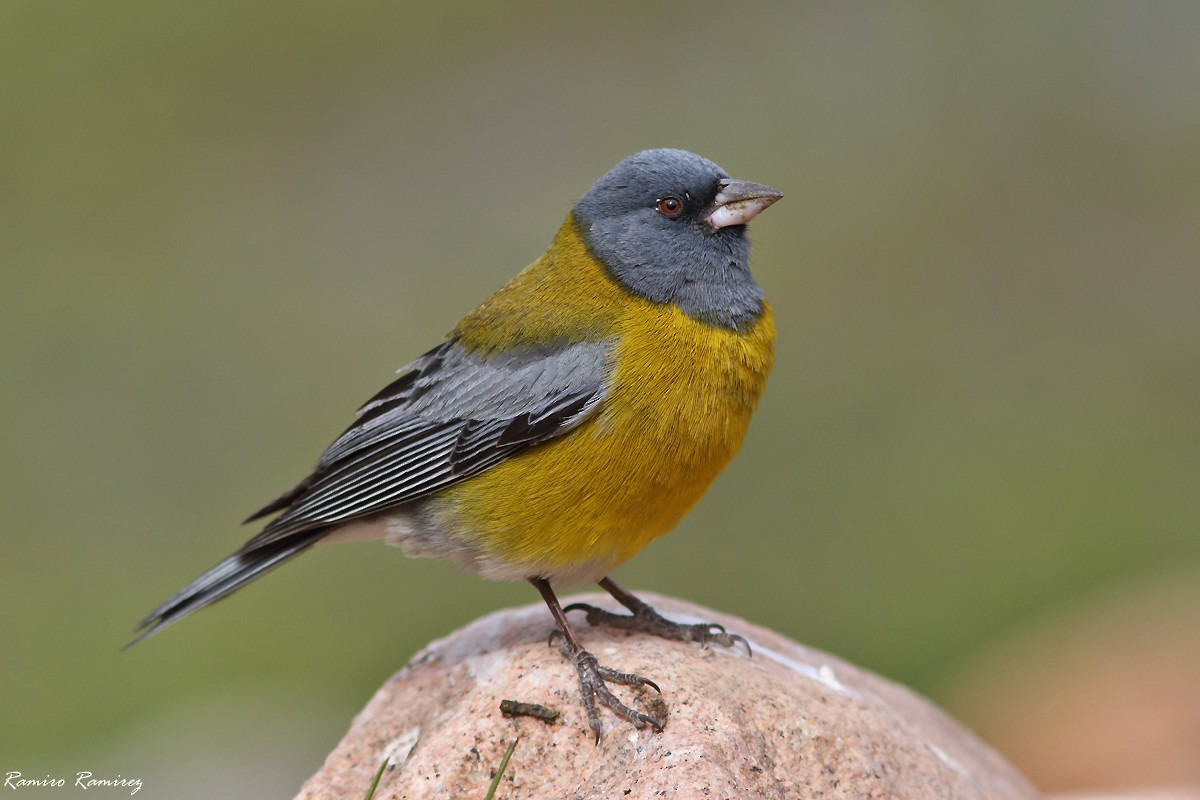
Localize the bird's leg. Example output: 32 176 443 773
564 576 751 654
530 577 663 741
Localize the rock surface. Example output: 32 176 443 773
1049 793 1200 800
942 571 1200 794
296 594 1040 799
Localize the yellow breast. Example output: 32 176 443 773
431 217 774 583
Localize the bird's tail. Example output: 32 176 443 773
125 529 328 649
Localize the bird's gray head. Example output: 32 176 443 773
573 148 781 330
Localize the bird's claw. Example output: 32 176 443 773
564 601 752 656
547 627 664 740
563 645 664 743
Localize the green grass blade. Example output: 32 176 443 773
483 736 519 800
363 755 389 800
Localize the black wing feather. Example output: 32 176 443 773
130 338 609 645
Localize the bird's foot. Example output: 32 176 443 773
565 592 752 655
549 631 664 742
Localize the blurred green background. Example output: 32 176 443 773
3 2 1198 796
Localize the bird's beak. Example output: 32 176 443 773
706 179 783 229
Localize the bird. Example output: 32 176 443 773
130 148 781 740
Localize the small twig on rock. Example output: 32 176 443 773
499 699 560 724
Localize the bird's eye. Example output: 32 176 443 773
656 195 684 217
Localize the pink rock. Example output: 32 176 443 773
1048 793 1200 800
296 594 1040 799
942 572 1200 794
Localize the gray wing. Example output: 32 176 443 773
243 337 612 546
128 337 611 647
